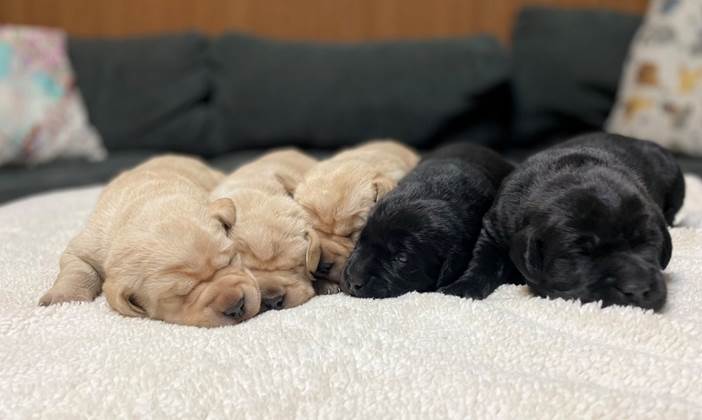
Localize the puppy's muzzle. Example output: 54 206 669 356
223 296 246 319
262 293 285 311
610 269 666 311
603 252 667 311
342 265 376 297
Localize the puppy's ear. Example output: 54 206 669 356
209 198 237 232
371 175 396 203
103 281 144 317
436 244 465 289
305 230 322 276
658 218 673 269
275 173 299 197
510 225 543 277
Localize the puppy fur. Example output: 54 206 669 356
343 143 514 298
294 140 419 293
440 133 685 311
210 149 321 312
39 155 261 327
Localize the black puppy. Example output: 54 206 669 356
342 142 514 298
440 132 685 311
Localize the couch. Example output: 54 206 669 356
3 7 702 418
3 6 702 204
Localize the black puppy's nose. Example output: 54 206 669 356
346 275 366 293
614 275 666 311
262 294 285 310
224 296 246 319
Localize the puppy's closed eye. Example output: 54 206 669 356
394 253 408 264
127 294 146 315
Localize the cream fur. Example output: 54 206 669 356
211 149 321 311
294 140 419 290
38 155 260 327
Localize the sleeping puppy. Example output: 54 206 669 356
440 133 685 311
211 149 322 311
343 143 514 298
294 140 419 293
39 155 261 327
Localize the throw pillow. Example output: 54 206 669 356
607 0 702 156
0 25 106 166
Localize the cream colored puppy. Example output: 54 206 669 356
294 140 419 292
211 149 321 311
39 155 261 327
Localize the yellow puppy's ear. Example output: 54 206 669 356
209 198 237 232
372 175 396 202
305 230 322 275
275 173 299 197
103 281 145 318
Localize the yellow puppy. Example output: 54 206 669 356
294 140 419 292
210 149 321 311
39 155 261 327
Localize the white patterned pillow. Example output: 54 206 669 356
0 25 106 166
607 0 702 156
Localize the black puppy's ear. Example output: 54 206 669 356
658 218 673 269
510 225 543 277
436 244 465 289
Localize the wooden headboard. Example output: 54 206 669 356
0 0 647 43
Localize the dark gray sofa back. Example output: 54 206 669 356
69 32 511 154
511 7 642 146
208 34 511 151
68 33 213 155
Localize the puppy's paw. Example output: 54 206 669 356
438 279 491 299
38 287 94 306
314 279 341 295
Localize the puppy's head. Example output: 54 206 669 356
511 189 671 311
342 198 458 298
103 198 261 327
295 161 397 283
229 192 320 311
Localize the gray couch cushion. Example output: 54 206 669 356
68 33 214 155
511 7 642 146
0 149 331 204
0 152 156 204
209 33 511 151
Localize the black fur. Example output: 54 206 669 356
440 133 685 311
342 142 514 298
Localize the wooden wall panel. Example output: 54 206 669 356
0 0 649 42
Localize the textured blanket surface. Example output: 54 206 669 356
1 177 702 419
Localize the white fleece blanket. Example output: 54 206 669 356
1 177 702 419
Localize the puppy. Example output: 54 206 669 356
440 133 685 311
39 155 261 327
294 140 419 293
342 143 514 298
210 149 322 311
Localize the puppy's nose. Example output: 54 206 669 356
346 275 367 294
223 296 246 319
615 274 667 311
262 294 285 311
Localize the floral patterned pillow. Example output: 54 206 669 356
0 25 106 166
607 0 702 156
